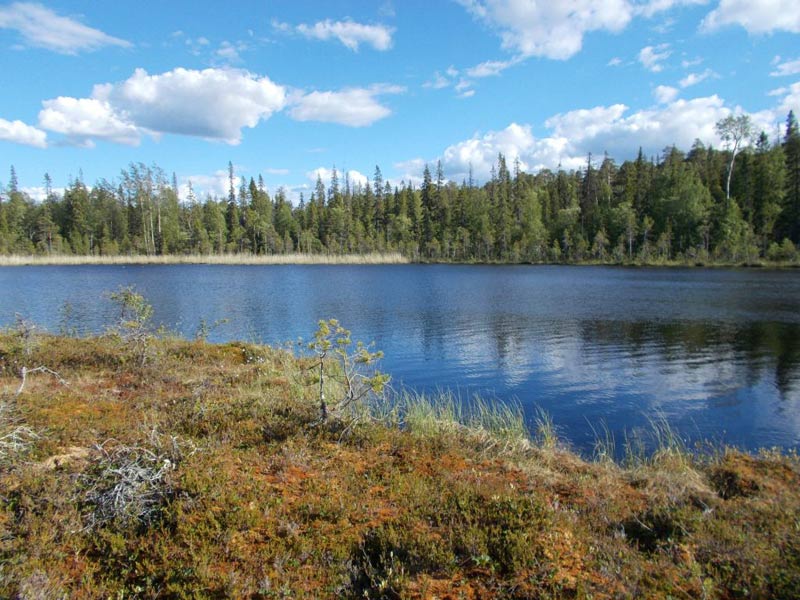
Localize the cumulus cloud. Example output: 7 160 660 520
0 117 47 148
289 84 404 127
38 97 140 146
441 123 545 178
457 0 632 60
638 44 671 72
101 68 286 143
0 2 130 54
275 19 394 51
701 0 800 33
771 57 800 77
38 68 287 146
654 85 679 103
428 94 781 181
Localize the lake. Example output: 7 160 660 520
1 264 799 456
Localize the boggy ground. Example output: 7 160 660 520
1 331 799 599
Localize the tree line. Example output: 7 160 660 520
1 111 799 263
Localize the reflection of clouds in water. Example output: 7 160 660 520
501 321 799 412
446 321 538 386
3 264 800 453
746 383 800 446
422 314 800 447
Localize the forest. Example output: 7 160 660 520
1 111 799 264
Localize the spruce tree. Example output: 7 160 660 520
783 111 800 243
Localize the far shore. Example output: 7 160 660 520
0 252 798 269
0 252 409 266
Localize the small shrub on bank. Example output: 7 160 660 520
79 428 193 530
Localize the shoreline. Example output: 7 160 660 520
0 252 409 266
2 332 799 597
0 252 797 269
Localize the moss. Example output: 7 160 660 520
1 333 799 599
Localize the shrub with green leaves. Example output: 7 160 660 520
307 319 390 425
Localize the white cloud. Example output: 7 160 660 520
305 167 368 189
38 97 139 146
545 104 630 141
771 57 800 77
638 43 671 72
0 2 130 54
277 19 394 51
441 122 540 178
607 57 623 66
105 68 285 144
457 0 632 60
215 40 248 63
654 85 679 103
635 0 710 19
545 97 732 158
390 158 426 188
429 95 776 181
0 117 47 148
465 57 520 78
774 81 800 115
180 170 241 201
289 84 403 127
441 56 521 97
37 68 286 146
679 68 716 87
346 170 369 188
21 186 65 201
39 68 286 146
424 71 452 89
701 0 800 33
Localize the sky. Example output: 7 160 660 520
1 0 799 202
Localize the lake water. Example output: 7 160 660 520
1 264 799 456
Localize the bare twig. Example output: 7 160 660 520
15 365 68 398
79 429 196 530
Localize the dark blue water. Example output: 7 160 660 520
2 264 799 455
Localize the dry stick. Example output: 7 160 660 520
15 365 68 398
318 357 328 422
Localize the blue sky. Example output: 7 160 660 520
1 0 799 201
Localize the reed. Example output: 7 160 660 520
399 390 530 453
0 252 409 266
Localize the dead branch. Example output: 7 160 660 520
15 365 68 398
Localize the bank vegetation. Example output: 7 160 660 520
1 304 798 598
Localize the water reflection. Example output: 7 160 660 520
578 320 800 400
0 264 798 454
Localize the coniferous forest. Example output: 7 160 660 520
2 111 799 264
